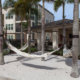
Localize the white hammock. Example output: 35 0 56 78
19 43 28 51
63 48 72 57
6 41 60 58
6 41 48 58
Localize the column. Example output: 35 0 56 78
37 32 41 50
52 31 58 49
79 30 80 55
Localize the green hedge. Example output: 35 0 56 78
46 49 63 56
55 49 63 56
3 48 10 55
23 47 37 53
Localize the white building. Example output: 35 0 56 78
2 4 54 40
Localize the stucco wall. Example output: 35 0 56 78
2 9 16 39
38 5 54 24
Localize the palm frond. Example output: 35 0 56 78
3 0 16 9
54 0 63 11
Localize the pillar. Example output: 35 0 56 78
37 32 41 50
79 30 80 55
52 32 58 49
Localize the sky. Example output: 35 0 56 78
2 0 80 21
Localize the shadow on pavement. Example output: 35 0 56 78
0 76 15 80
6 56 35 64
45 56 60 61
57 57 80 76
22 62 59 70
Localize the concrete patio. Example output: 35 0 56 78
0 54 80 80
0 76 15 80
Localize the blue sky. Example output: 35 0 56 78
39 1 80 21
2 0 80 21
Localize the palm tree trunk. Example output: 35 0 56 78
70 0 79 78
21 22 23 47
41 0 45 60
62 1 66 48
28 10 31 54
0 0 4 65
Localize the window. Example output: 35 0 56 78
31 15 35 20
6 14 8 19
6 13 13 19
46 20 49 23
7 35 13 40
10 15 13 19
11 35 13 39
6 24 8 29
32 22 35 26
8 24 10 30
6 24 13 30
6 24 10 30
46 33 50 40
7 35 10 39
11 24 13 30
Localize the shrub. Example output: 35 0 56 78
9 40 21 48
31 47 37 52
3 48 10 55
49 49 63 56
3 41 7 49
55 49 63 56
23 47 37 53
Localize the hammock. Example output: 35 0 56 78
6 41 48 58
63 48 72 57
19 43 28 51
6 41 60 58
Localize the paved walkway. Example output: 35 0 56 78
0 54 80 80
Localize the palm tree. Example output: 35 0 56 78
54 0 66 49
54 0 79 77
41 0 53 60
3 0 27 47
54 0 80 77
41 0 45 60
14 0 27 47
0 0 4 65
21 0 40 53
3 0 40 53
24 0 51 56
70 0 79 78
